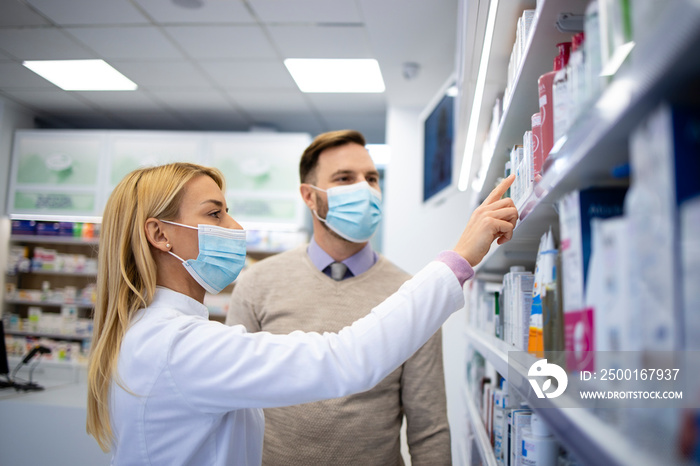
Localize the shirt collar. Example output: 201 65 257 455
151 286 209 318
307 236 378 277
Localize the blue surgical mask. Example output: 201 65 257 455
162 220 247 294
310 181 382 243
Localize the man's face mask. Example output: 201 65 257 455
310 181 382 243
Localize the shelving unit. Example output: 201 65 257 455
463 384 498 466
459 0 700 464
8 235 99 246
4 231 97 359
5 329 91 342
474 0 700 275
465 328 668 466
4 299 93 309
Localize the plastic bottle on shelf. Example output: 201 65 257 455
531 113 543 180
520 413 559 466
584 0 603 105
82 222 94 239
538 42 571 163
568 32 586 125
555 32 586 141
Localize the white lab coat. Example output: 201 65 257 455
109 260 463 465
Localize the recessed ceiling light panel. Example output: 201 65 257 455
22 59 138 91
284 58 385 93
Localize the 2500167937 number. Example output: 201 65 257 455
600 368 680 381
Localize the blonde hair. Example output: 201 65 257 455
86 162 225 452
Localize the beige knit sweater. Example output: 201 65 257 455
226 245 452 466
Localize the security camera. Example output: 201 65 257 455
402 62 421 81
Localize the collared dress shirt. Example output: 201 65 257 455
307 236 377 280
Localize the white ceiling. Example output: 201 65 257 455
0 0 459 143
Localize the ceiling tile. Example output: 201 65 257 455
228 89 309 113
177 110 250 131
164 25 276 59
0 0 458 142
0 0 51 27
73 89 171 111
262 114 325 135
25 0 149 25
111 61 211 89
0 28 96 60
148 89 241 113
267 25 372 58
1 88 96 111
133 0 256 24
358 0 457 107
65 26 184 60
38 112 128 129
0 62 58 89
199 61 296 89
103 110 191 130
248 0 362 24
306 92 387 114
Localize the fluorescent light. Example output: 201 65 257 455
284 59 385 93
458 0 499 191
22 59 137 91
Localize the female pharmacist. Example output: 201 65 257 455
86 162 517 465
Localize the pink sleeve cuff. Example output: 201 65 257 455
436 250 475 287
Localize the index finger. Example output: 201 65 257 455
484 174 515 204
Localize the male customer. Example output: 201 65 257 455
226 130 451 465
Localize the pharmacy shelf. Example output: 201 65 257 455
476 0 585 200
518 0 700 214
11 270 96 278
10 234 100 245
464 328 667 466
4 299 94 309
6 330 91 342
480 0 700 203
474 0 700 275
463 384 498 466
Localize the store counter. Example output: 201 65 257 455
0 358 110 466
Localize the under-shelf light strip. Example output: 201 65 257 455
458 0 500 192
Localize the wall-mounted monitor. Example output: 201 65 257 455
421 76 457 203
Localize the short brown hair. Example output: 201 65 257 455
299 130 366 184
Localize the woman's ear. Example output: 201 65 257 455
145 218 171 252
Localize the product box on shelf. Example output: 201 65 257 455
585 216 633 357
11 220 36 235
626 103 700 352
538 42 571 161
558 186 626 371
529 228 563 356
510 409 533 466
558 187 627 313
35 221 61 236
531 113 544 178
682 197 700 352
502 266 534 351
